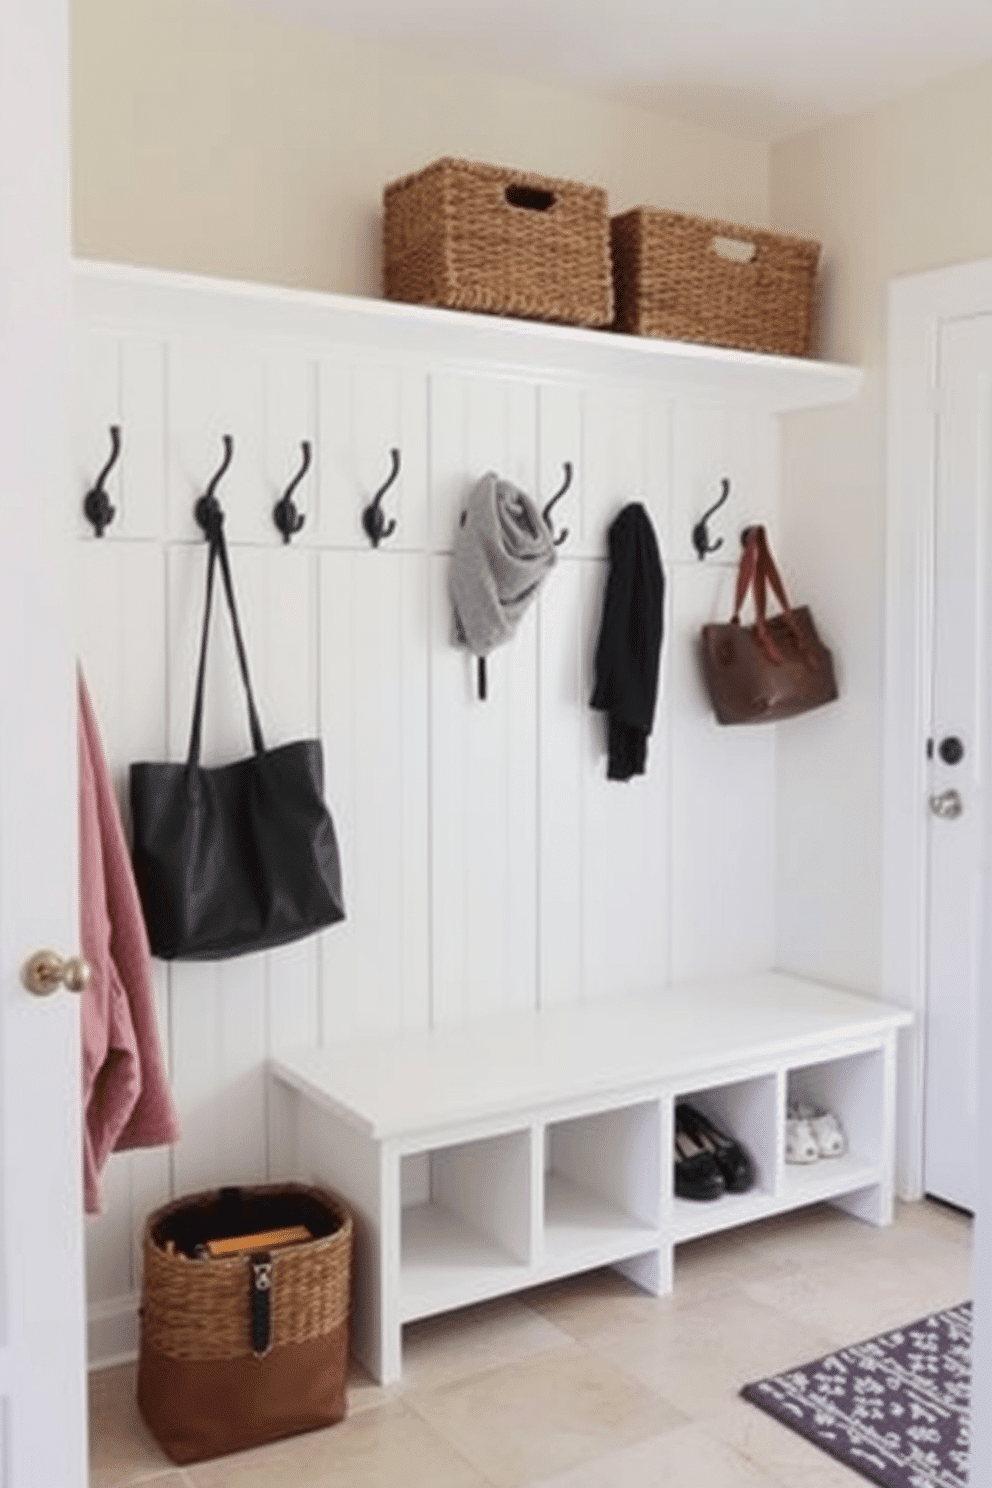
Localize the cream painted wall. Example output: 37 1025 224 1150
770 62 992 995
70 0 769 295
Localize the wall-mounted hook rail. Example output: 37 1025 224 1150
691 477 731 560
194 435 234 540
83 425 121 537
362 448 400 548
273 440 310 543
542 462 572 547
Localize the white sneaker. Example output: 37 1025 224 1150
785 1111 819 1164
792 1101 846 1159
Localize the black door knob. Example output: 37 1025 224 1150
938 736 965 765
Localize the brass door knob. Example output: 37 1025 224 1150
21 950 91 996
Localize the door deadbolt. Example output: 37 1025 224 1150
938 736 965 765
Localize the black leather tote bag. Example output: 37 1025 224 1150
130 523 344 960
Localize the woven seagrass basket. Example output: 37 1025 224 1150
384 156 614 328
611 208 820 358
138 1183 352 1465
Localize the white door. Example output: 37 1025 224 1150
923 313 992 1213
0 0 89 1483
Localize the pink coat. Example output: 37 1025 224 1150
79 670 180 1213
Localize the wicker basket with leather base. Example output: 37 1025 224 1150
384 156 614 328
611 208 820 357
137 1183 352 1465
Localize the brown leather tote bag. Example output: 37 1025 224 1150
700 525 838 725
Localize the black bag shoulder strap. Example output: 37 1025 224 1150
187 522 265 771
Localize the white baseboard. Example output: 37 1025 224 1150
88 1294 140 1372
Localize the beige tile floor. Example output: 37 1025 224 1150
90 1198 973 1488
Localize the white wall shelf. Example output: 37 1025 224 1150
74 259 863 414
271 972 910 1384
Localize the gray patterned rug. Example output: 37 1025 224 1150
741 1302 971 1488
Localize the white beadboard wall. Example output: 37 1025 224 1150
70 264 831 1368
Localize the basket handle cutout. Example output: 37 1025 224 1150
712 236 757 264
505 184 556 212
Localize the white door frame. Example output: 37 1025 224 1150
886 254 992 1485
884 256 992 1200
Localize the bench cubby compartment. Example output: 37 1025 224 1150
782 1048 891 1218
672 1073 781 1241
542 1100 662 1272
400 1129 534 1323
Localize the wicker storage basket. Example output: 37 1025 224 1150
384 156 614 328
611 208 820 357
137 1183 352 1465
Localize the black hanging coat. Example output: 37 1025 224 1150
590 503 664 781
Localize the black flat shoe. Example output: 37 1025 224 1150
673 1118 726 1201
676 1102 755 1194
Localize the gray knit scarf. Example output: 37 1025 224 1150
450 472 557 693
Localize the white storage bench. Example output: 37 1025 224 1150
269 972 911 1384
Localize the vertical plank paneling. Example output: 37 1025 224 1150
319 360 428 550
581 384 671 1000
668 562 776 980
672 401 778 565
75 333 168 544
539 382 672 1007
538 383 584 551
582 383 663 555
354 363 428 551
83 1158 132 1306
169 953 268 1196
429 372 540 1023
167 338 267 544
647 391 674 561
119 338 168 540
265 353 318 547
73 290 798 1364
537 561 586 1006
668 398 778 979
318 549 358 1038
251 547 322 1057
429 373 538 548
74 332 121 542
582 552 670 1000
430 555 539 1025
319 550 430 1041
540 382 671 558
165 543 297 1196
316 358 353 547
74 543 167 797
429 373 468 551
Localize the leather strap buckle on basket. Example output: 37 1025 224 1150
700 525 838 725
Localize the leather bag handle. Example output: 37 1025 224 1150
187 523 266 773
731 528 783 662
733 526 820 669
731 528 761 621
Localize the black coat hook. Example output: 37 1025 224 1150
691 477 731 559
273 441 310 543
542 462 572 547
83 425 121 537
194 435 234 540
362 448 400 548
